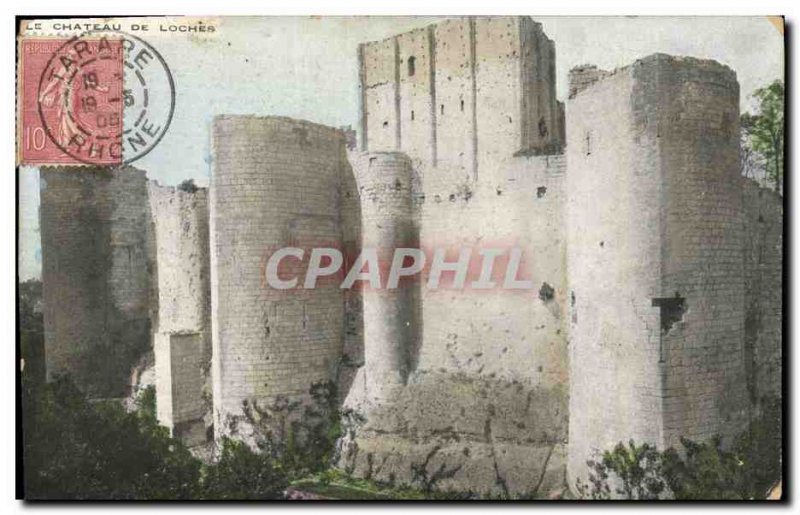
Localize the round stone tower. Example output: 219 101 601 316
210 115 348 440
565 55 747 496
352 152 418 402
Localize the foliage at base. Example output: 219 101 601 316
576 398 782 500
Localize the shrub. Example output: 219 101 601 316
200 438 288 500
577 399 782 500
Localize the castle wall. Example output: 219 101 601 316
519 17 560 155
338 151 364 403
566 55 749 494
397 27 436 168
473 17 521 169
210 116 349 440
341 151 570 497
430 18 476 183
40 167 151 398
566 68 663 490
361 37 399 152
742 178 783 408
148 183 212 445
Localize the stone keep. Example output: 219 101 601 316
338 16 570 497
210 115 351 440
149 182 212 446
39 166 151 399
566 54 749 490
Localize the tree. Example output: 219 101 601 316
177 179 199 193
22 377 202 500
741 80 784 194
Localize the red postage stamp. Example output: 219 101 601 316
18 37 125 166
17 31 174 167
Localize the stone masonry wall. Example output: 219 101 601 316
210 116 349 442
40 166 151 399
339 153 571 497
149 182 212 446
565 65 664 492
652 55 748 450
742 178 783 409
566 55 750 494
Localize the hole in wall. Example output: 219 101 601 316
536 186 547 198
539 282 555 302
652 292 687 334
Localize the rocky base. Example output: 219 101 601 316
337 370 569 498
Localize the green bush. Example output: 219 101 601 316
22 377 201 500
200 437 288 499
577 399 782 500
21 376 342 499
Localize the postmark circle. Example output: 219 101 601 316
36 30 175 166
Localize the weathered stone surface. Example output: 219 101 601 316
149 182 213 445
565 54 754 495
210 115 352 441
40 166 151 399
338 370 568 497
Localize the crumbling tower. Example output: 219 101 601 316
39 166 151 398
210 116 350 440
149 182 212 446
566 55 748 494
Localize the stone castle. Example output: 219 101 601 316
38 16 782 497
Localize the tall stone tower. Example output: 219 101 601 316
358 16 563 179
351 152 418 402
565 55 748 493
39 166 151 398
210 116 351 440
149 182 212 446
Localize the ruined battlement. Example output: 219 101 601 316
569 53 738 100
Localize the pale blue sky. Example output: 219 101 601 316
18 16 784 280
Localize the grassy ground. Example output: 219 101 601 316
288 470 468 500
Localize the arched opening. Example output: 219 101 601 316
407 56 416 77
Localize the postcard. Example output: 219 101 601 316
16 15 784 501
